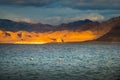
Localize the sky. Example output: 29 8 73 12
0 0 120 25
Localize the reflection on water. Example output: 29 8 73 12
0 44 120 80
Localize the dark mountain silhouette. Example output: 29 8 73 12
0 19 54 32
0 19 97 32
56 19 95 31
95 16 120 42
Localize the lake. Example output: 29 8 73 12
0 43 120 80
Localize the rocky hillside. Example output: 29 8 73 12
95 16 120 42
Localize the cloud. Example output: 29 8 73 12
0 0 120 10
64 13 104 21
1 14 32 23
42 17 62 25
0 6 119 25
15 18 32 23
39 13 104 25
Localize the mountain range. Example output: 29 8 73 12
0 16 120 44
95 17 120 42
0 18 97 32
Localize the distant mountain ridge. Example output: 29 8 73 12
0 19 54 32
0 16 120 43
0 19 96 32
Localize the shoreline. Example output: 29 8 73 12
0 41 120 45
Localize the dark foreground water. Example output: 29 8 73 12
0 44 120 80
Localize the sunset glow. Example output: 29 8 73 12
0 29 97 44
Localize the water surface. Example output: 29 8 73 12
0 44 120 80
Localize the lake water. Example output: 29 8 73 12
0 43 120 80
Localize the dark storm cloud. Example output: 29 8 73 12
0 0 120 10
0 0 56 6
